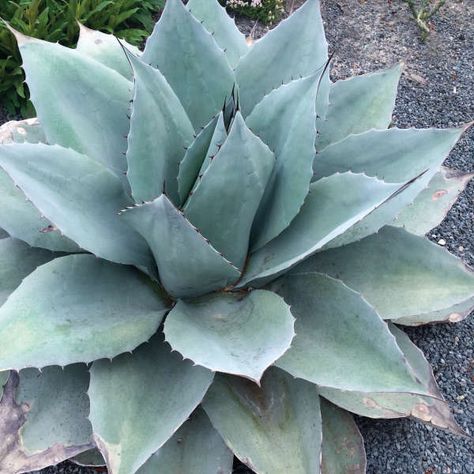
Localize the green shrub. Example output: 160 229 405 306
220 0 285 24
0 0 164 118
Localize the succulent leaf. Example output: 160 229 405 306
313 127 465 182
177 114 221 203
203 369 322 474
297 226 474 323
316 64 402 150
14 365 92 454
187 0 247 68
0 369 93 474
88 334 214 474
271 273 432 395
164 290 295 383
246 75 318 250
18 36 132 180
143 0 235 130
313 126 465 249
239 172 403 287
322 169 433 251
0 119 79 252
137 408 233 474
320 399 366 474
0 254 169 371
76 23 140 80
395 167 473 236
185 112 229 199
236 0 327 116
121 194 240 298
319 324 464 435
184 112 275 268
0 237 58 306
125 50 195 204
0 143 154 270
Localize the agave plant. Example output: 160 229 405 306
0 0 473 473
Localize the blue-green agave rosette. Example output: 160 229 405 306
0 1 473 473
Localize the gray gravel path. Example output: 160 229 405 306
25 1 474 473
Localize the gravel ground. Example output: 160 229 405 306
17 1 473 473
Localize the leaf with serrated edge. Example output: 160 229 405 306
239 172 402 288
184 112 228 202
121 194 240 298
203 368 322 474
17 34 131 179
0 371 94 474
313 127 465 250
270 273 431 395
0 254 169 371
178 115 219 204
187 0 247 68
247 75 318 250
137 408 233 474
183 112 227 196
236 0 327 116
313 127 465 182
164 290 295 383
0 237 58 306
125 50 194 204
320 399 366 474
89 334 214 474
0 119 79 252
0 143 153 270
184 113 274 268
319 324 465 435
296 226 474 322
395 166 473 236
143 0 234 130
76 23 140 79
316 64 401 151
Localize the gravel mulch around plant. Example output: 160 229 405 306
21 1 473 473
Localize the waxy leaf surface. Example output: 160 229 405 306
143 0 234 130
184 113 274 268
203 369 322 474
164 290 295 383
138 408 233 474
272 273 430 395
0 143 153 270
126 52 194 204
236 0 327 116
89 335 214 474
0 254 169 370
121 194 240 298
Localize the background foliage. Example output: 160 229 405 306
219 0 285 25
0 0 164 118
